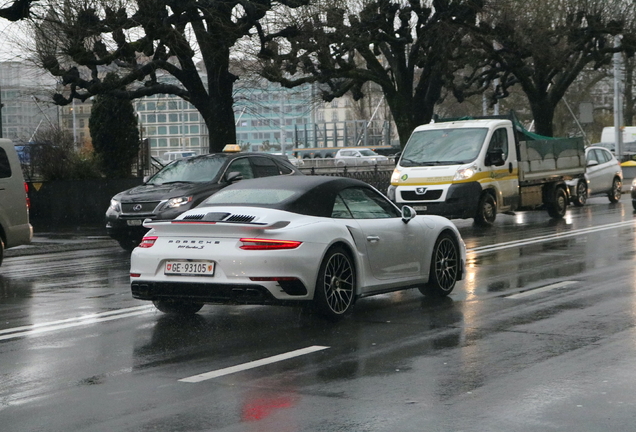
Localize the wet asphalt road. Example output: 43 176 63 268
1 195 636 431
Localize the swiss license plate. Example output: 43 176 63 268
164 260 215 276
412 205 428 211
126 219 143 226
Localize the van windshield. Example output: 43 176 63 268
147 156 227 184
400 128 488 166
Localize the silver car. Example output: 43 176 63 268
567 146 623 206
334 148 389 167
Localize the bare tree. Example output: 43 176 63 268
257 0 483 147
0 0 36 21
454 0 636 137
30 0 309 153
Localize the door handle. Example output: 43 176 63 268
366 236 380 243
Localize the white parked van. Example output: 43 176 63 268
0 139 32 266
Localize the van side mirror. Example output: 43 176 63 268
225 171 243 183
486 148 505 166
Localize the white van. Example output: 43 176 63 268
0 139 32 266
600 127 636 147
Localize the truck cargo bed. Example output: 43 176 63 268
518 137 585 183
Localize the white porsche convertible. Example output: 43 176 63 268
130 176 466 319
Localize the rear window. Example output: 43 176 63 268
251 156 280 177
0 148 11 178
148 156 226 184
202 188 297 205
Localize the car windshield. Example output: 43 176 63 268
401 128 488 166
202 188 297 205
359 150 377 156
147 156 227 185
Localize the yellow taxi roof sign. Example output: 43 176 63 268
223 144 242 153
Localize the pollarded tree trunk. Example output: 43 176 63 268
528 96 556 137
192 68 237 153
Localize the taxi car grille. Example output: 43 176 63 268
400 190 443 201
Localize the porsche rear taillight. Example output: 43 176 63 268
239 238 302 250
138 236 158 248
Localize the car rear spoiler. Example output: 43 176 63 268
143 219 291 230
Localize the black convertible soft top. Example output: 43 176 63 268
202 175 376 217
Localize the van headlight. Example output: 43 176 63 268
391 169 401 183
454 164 477 181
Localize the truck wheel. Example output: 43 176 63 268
474 193 496 226
0 237 4 267
608 178 622 203
547 186 568 218
572 181 587 207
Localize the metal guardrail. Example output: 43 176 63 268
299 163 394 192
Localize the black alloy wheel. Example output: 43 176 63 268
314 246 356 320
420 232 459 297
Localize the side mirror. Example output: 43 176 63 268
486 148 505 166
587 160 599 168
225 171 243 183
401 205 417 223
143 175 150 183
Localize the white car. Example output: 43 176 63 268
567 146 623 206
130 176 466 319
335 148 389 166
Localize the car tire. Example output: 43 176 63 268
118 238 140 252
572 181 587 206
153 300 204 315
608 177 622 203
0 237 4 267
419 232 459 297
313 246 356 320
474 193 496 226
547 186 568 218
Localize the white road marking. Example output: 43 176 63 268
0 305 156 341
467 220 636 255
505 281 578 299
179 345 330 383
